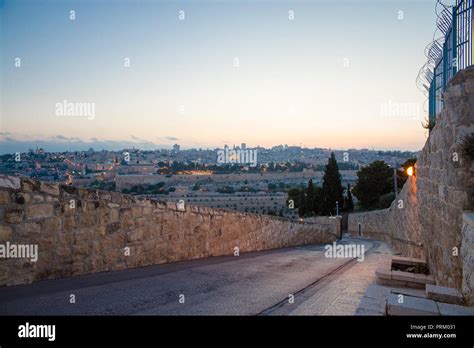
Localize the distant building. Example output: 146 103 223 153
119 163 156 175
173 144 180 152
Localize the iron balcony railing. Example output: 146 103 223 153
428 0 473 123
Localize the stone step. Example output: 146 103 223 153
437 302 474 315
390 286 427 299
357 296 386 315
426 284 464 305
375 267 434 289
387 292 474 316
391 256 427 268
377 277 425 289
386 293 439 316
391 270 434 285
375 267 391 280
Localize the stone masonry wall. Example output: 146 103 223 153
0 175 338 287
349 67 474 295
417 68 474 290
461 212 474 306
348 176 423 259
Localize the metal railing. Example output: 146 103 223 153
418 0 473 124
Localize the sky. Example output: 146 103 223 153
0 0 439 152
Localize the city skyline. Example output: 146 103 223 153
1 0 437 152
0 133 422 154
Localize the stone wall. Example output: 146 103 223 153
417 68 474 290
461 213 474 306
348 177 423 259
115 170 358 190
349 67 474 295
0 175 338 287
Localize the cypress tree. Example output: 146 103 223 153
298 185 306 217
313 186 323 215
320 152 344 215
306 179 315 216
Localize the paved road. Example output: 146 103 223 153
0 237 390 315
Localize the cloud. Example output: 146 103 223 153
165 136 179 141
0 132 169 154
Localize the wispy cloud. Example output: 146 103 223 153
0 132 173 154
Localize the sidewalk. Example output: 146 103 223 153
289 236 394 315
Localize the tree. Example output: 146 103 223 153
313 186 323 215
306 179 315 216
346 183 354 212
298 186 306 217
320 152 344 215
352 160 393 209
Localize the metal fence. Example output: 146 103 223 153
428 0 473 123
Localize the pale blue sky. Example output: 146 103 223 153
1 0 438 151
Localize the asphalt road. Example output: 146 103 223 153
0 238 375 315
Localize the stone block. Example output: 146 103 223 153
363 284 391 301
4 208 24 223
106 221 121 234
426 284 464 305
15 222 41 237
376 276 425 289
0 225 12 242
26 204 53 220
420 274 435 285
132 207 143 217
39 182 60 196
387 293 439 316
392 256 427 268
375 267 391 280
355 308 384 316
389 286 427 298
40 217 62 234
32 195 44 203
0 175 20 190
358 296 386 314
128 229 144 242
0 191 10 204
437 302 474 315
391 270 415 282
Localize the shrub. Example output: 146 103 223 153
422 118 435 131
375 192 395 209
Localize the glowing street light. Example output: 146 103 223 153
406 166 414 177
